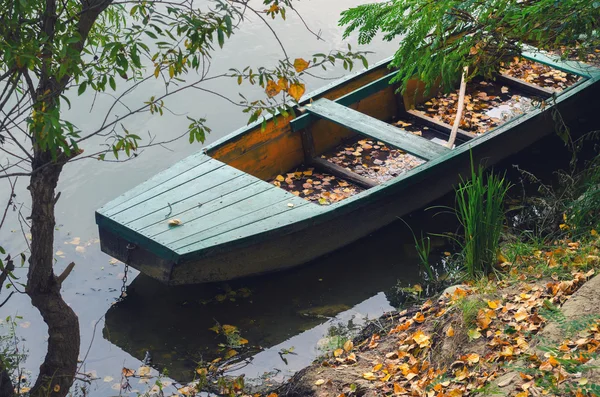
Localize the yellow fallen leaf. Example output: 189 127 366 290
393 383 407 394
372 363 383 372
514 307 528 322
446 326 454 337
592 229 598 236
466 353 480 365
488 300 500 309
103 376 114 382
225 349 238 359
168 219 183 226
333 348 344 357
53 385 60 392
222 325 238 336
196 368 207 376
137 366 151 376
343 340 353 352
314 379 326 386
276 175 285 182
412 330 431 348
363 372 377 381
413 312 425 323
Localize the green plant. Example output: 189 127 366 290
339 0 599 94
455 161 511 279
456 297 487 328
400 219 436 281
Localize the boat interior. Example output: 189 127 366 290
207 57 582 206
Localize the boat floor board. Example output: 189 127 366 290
99 153 214 213
174 196 316 252
151 181 310 247
125 172 253 230
102 156 225 217
179 201 325 256
304 98 450 160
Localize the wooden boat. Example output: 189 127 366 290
96 50 600 285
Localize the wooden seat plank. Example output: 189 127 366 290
304 99 449 160
178 203 325 256
139 180 273 239
172 195 314 251
154 185 302 246
121 172 253 229
99 153 213 213
103 158 225 217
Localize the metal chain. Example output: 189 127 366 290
118 243 136 301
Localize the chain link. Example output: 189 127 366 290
118 243 136 301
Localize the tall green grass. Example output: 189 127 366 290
456 162 511 279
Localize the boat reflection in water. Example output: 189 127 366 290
102 212 453 383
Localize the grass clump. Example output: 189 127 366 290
455 161 511 279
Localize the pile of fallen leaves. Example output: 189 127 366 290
269 167 364 205
501 58 580 91
321 138 424 184
414 80 537 134
270 237 600 397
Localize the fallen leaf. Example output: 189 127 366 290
362 372 377 381
412 330 431 348
103 376 114 382
122 368 134 377
343 340 353 352
75 246 86 253
446 326 455 337
168 219 183 226
314 379 326 386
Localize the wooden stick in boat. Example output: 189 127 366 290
447 66 469 148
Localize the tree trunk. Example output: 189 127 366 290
26 155 79 397
0 365 14 397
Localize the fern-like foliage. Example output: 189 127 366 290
339 0 600 93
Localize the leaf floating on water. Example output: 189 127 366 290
287 203 294 208
75 246 85 253
224 349 238 359
103 376 114 382
66 237 81 245
168 219 183 226
122 368 135 377
137 366 151 376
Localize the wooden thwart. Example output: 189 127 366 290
304 99 449 161
405 109 476 140
308 157 379 189
496 74 555 97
